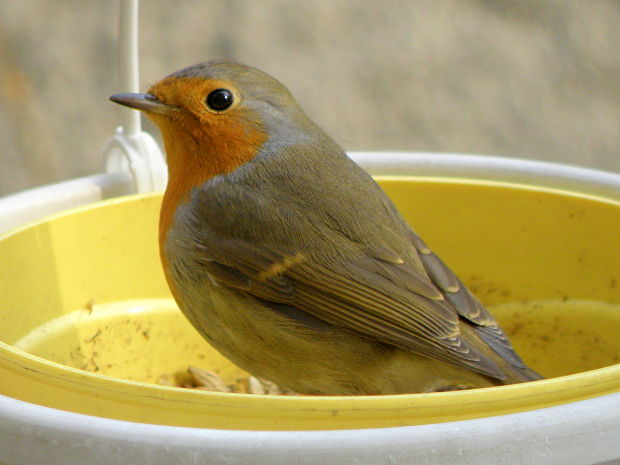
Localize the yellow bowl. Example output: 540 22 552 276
0 176 619 431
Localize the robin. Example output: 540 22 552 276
110 60 542 394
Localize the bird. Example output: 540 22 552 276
109 60 542 395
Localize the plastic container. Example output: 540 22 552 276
1 153 619 464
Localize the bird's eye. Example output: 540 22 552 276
205 89 234 112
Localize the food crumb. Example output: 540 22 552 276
84 300 95 314
188 366 231 392
159 366 297 395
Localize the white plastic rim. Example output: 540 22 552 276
0 172 133 235
1 152 620 465
353 151 620 200
3 152 620 236
1 392 619 465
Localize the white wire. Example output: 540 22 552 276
118 0 141 137
105 0 167 193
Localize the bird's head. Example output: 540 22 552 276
110 60 311 177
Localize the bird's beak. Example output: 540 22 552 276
109 92 174 115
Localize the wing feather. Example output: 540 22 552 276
175 169 531 381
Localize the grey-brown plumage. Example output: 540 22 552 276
111 60 542 394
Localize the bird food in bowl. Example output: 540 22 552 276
0 175 619 430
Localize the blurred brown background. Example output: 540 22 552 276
0 1 618 196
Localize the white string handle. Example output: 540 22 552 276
104 0 168 193
118 0 141 137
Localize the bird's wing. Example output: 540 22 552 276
407 232 528 371
186 224 526 381
176 172 530 381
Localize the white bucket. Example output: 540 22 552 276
1 152 619 465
